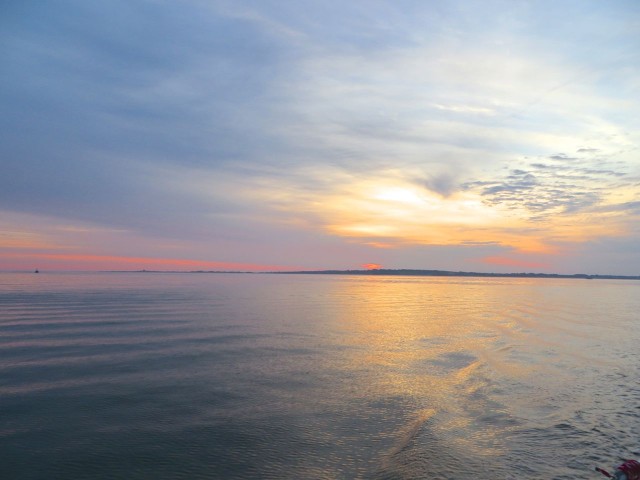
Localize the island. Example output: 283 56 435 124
266 269 640 280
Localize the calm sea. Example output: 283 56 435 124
1 272 639 479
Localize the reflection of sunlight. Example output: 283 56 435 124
324 276 531 457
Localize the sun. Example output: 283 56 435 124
362 263 382 270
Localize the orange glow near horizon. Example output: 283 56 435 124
478 256 550 269
263 174 632 257
0 252 293 272
3 169 636 274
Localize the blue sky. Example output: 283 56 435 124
1 0 640 273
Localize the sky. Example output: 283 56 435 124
1 0 640 274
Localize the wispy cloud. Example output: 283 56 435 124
463 148 637 221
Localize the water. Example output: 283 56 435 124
1 272 639 479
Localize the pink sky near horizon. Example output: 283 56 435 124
0 251 558 274
0 253 295 272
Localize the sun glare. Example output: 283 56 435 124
372 186 426 206
319 179 509 243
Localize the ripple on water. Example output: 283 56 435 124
1 273 640 479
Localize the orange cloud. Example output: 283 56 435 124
0 252 292 272
362 241 395 249
262 172 635 256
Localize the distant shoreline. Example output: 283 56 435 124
120 268 640 280
266 269 640 280
9 269 639 280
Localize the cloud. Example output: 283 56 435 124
0 0 293 227
462 147 636 221
593 200 640 214
549 154 578 162
417 173 460 197
433 104 497 115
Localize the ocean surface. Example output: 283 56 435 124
1 272 639 479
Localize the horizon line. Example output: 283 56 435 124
5 268 640 280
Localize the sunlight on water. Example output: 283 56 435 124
0 272 639 479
